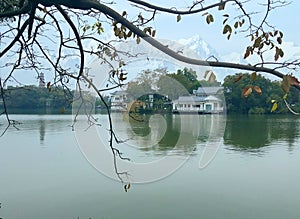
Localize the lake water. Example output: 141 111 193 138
0 114 300 219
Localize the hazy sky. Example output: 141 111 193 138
146 0 300 56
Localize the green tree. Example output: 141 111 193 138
223 73 299 114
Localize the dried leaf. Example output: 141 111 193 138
253 86 262 94
61 107 65 114
251 72 257 81
136 37 141 44
253 36 262 48
151 30 156 37
242 86 252 98
206 14 214 24
277 37 282 44
234 21 239 29
218 2 226 10
177 14 181 22
244 49 250 59
47 82 51 91
290 76 300 85
119 73 127 81
233 75 243 83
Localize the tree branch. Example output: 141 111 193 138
55 5 85 79
0 19 29 58
128 0 234 15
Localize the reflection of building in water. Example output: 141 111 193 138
172 87 224 114
39 120 45 144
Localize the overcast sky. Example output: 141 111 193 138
145 0 300 56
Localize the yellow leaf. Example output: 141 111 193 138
281 75 291 93
208 72 216 83
204 70 210 79
61 107 65 114
271 102 278 112
271 99 276 103
283 94 288 100
251 72 257 81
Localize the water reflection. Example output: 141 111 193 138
224 115 300 151
114 113 225 156
39 119 45 144
2 114 299 154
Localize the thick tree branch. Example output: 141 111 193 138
0 19 29 58
128 0 234 15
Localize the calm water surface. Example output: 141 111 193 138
0 114 300 219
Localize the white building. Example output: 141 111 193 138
110 90 128 112
172 86 224 114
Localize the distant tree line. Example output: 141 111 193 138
1 71 298 115
0 85 73 113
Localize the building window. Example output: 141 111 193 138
205 104 212 111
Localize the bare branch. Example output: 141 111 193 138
55 5 84 79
